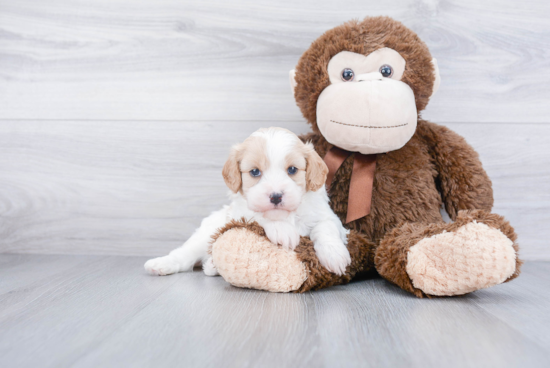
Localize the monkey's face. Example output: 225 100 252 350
316 48 418 154
291 17 441 155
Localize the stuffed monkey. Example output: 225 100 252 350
211 16 521 297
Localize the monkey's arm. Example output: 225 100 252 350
418 120 493 220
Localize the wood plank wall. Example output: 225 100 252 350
1 0 549 259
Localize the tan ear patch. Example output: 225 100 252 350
223 136 269 193
222 144 243 193
239 136 269 193
304 143 328 191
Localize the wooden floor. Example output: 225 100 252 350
0 254 548 368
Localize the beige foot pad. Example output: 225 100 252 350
406 221 517 296
212 227 308 293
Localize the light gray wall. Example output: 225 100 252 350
1 0 549 259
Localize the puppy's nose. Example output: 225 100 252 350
269 193 283 205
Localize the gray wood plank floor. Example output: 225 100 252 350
1 254 549 368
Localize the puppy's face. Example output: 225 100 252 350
222 128 328 220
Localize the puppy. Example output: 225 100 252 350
144 127 351 277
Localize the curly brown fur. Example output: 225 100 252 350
302 124 445 244
294 16 435 132
417 121 494 219
301 119 502 237
300 119 521 297
295 230 376 292
375 209 522 297
210 217 267 245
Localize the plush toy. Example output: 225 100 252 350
210 16 521 297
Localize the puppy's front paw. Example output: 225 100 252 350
202 257 219 276
264 222 300 251
281 229 301 251
144 256 180 276
314 240 351 276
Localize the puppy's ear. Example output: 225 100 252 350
304 142 328 192
222 145 242 193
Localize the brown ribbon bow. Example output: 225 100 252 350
324 147 377 224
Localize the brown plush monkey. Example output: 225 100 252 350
211 16 521 297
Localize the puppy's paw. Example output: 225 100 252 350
202 257 219 276
314 239 351 276
144 256 180 276
264 222 300 251
281 229 301 251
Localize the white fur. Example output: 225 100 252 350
144 128 351 277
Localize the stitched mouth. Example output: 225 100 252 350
330 120 408 129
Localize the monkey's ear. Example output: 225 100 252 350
222 145 242 193
431 58 441 97
289 69 297 95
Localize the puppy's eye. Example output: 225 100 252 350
379 64 393 78
341 68 354 81
249 168 261 177
287 166 298 175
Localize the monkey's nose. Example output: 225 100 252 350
269 193 283 205
356 72 383 82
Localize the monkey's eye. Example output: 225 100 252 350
341 68 354 81
249 169 261 177
379 65 393 78
287 166 298 175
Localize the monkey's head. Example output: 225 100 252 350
290 16 440 154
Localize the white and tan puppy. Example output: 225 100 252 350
144 127 351 277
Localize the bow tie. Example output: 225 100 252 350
323 147 377 224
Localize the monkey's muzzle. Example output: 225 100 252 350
316 77 417 155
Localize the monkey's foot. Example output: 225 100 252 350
211 219 376 293
376 210 521 297
211 221 308 292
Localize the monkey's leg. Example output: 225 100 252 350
211 219 376 293
374 210 522 297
